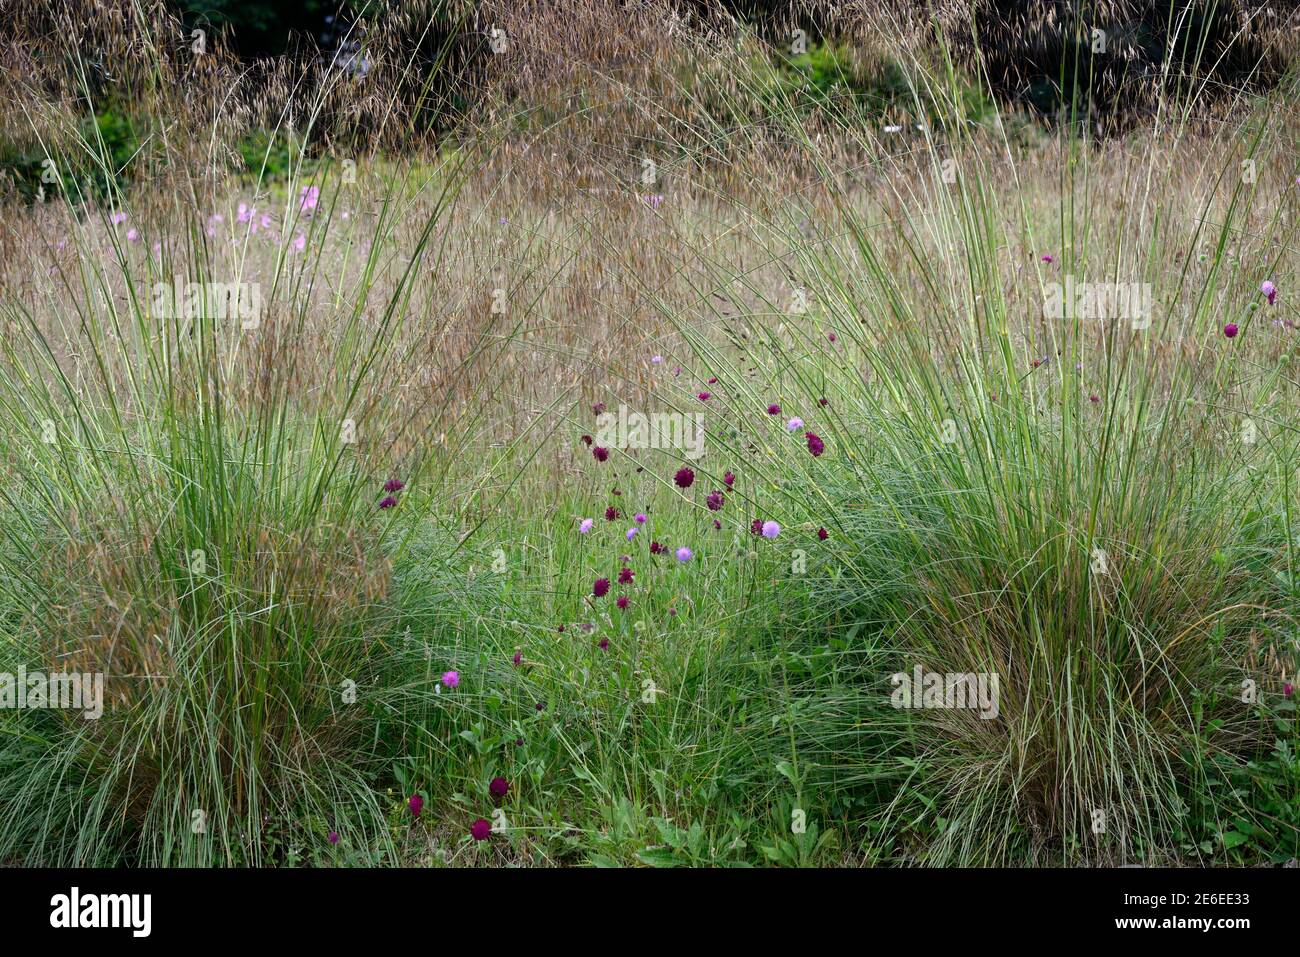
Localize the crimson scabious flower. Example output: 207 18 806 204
750 519 763 535
1041 254 1054 263
593 577 610 597
723 471 735 487
618 567 634 584
593 402 606 415
767 403 782 415
328 830 339 845
593 446 609 462
1224 323 1239 338
581 434 593 446
512 652 522 665
442 670 459 688
616 596 629 609
1089 394 1100 403
817 527 828 540
706 490 725 511
1284 682 1293 698
598 637 610 650
409 794 424 817
605 506 619 521
805 432 825 456
708 377 718 384
818 397 828 407
698 391 711 401
635 512 647 524
470 818 491 841
650 541 665 554
384 479 405 493
489 776 509 799
674 467 695 488
713 519 721 529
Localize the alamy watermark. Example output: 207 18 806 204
0 666 103 719
890 665 999 720
1043 276 1152 329
594 404 705 460
150 278 262 328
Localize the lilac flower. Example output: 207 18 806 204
579 518 594 534
651 355 663 364
761 520 780 539
626 527 638 541
299 185 320 213
1262 280 1277 305
786 417 803 430
675 546 693 562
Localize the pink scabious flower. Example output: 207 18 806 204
409 794 424 817
723 471 735 487
111 211 128 225
299 185 320 213
761 520 780 539
489 776 510 799
292 233 306 251
618 567 634 584
706 490 725 511
378 495 397 509
579 518 594 534
1261 280 1277 305
786 417 803 431
237 203 253 223
675 546 692 562
698 392 711 401
1041 254 1054 263
126 228 139 243
805 432 825 456
593 577 611 598
674 467 695 488
767 403 782 415
441 670 459 688
651 355 664 364
634 512 647 524
384 478 405 492
470 818 491 841
1224 323 1239 338
1284 682 1294 698
616 595 629 609
593 446 609 462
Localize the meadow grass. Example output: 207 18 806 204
0 1 1296 867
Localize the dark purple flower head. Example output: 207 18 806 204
706 490 725 511
723 471 735 487
470 818 491 841
1224 323 1239 338
817 527 828 540
650 541 665 554
618 566 634 584
616 596 629 609
818 397 828 407
750 519 763 535
593 402 607 415
605 506 619 521
593 577 610 597
708 377 718 384
598 637 610 650
805 432 825 457
593 446 609 461
713 519 721 529
698 392 711 401
768 403 782 415
379 495 398 509
384 479 405 493
409 794 424 817
535 701 545 711
328 830 339 845
581 434 593 446
489 776 510 799
512 651 522 665
674 467 695 488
